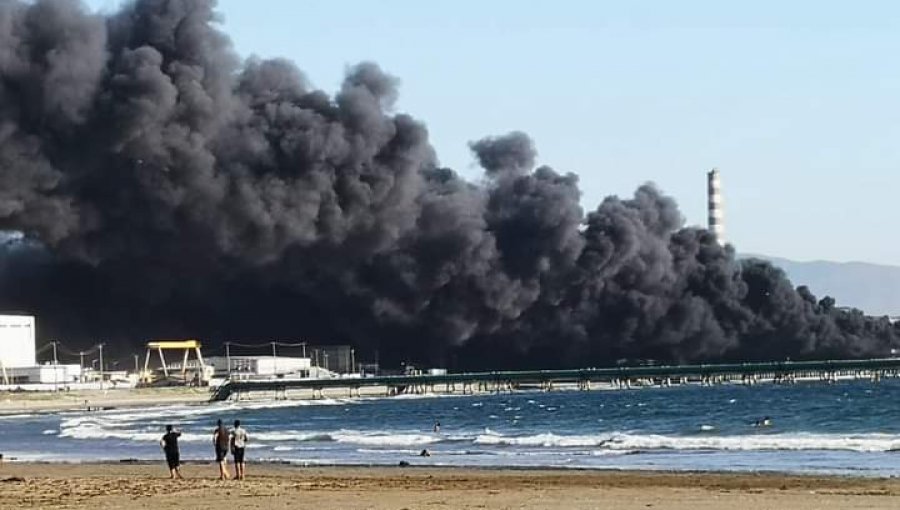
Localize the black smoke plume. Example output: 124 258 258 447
0 0 896 369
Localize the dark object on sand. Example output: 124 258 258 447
398 461 410 467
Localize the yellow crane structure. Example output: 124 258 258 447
142 339 209 385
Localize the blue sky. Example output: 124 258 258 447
86 0 900 265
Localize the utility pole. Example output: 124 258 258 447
51 340 58 391
133 354 139 374
301 341 306 359
98 343 104 390
350 348 355 374
271 342 277 377
225 342 231 380
79 351 85 382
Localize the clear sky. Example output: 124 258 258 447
85 0 900 265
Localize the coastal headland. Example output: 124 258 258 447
1 464 899 509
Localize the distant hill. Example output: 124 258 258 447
741 254 900 317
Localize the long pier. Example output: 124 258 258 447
209 357 900 402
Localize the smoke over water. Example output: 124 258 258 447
0 0 896 368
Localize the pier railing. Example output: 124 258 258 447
209 357 900 401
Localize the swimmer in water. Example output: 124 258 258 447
753 416 773 427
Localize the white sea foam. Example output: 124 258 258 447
54 396 367 443
57 420 900 454
330 431 442 446
63 397 358 428
474 431 900 453
356 448 420 455
58 423 209 442
251 431 334 442
604 432 900 453
0 413 39 421
590 449 635 456
475 432 611 448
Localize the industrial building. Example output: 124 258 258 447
0 314 36 369
3 364 82 385
0 314 81 385
206 355 312 379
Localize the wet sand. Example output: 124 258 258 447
2 463 900 509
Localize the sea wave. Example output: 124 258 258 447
604 432 900 453
330 431 445 446
58 423 209 442
474 431 900 452
475 432 611 448
54 410 900 454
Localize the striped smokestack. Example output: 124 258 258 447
707 168 725 245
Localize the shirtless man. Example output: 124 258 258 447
213 419 231 480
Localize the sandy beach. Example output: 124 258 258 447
1 463 899 509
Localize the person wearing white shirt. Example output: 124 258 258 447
230 419 250 480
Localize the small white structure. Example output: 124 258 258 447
207 355 311 379
4 363 81 385
0 314 36 369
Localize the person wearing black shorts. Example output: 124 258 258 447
212 419 230 480
230 419 249 480
160 424 183 480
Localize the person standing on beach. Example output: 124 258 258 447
212 419 231 480
230 419 249 480
160 424 183 480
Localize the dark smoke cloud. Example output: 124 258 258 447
0 0 896 368
470 131 536 176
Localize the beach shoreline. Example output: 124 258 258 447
0 387 212 415
2 463 900 509
0 384 439 415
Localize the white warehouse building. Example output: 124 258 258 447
0 314 36 369
4 364 82 386
206 356 312 379
0 314 81 386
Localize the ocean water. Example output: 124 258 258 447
4 380 900 476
